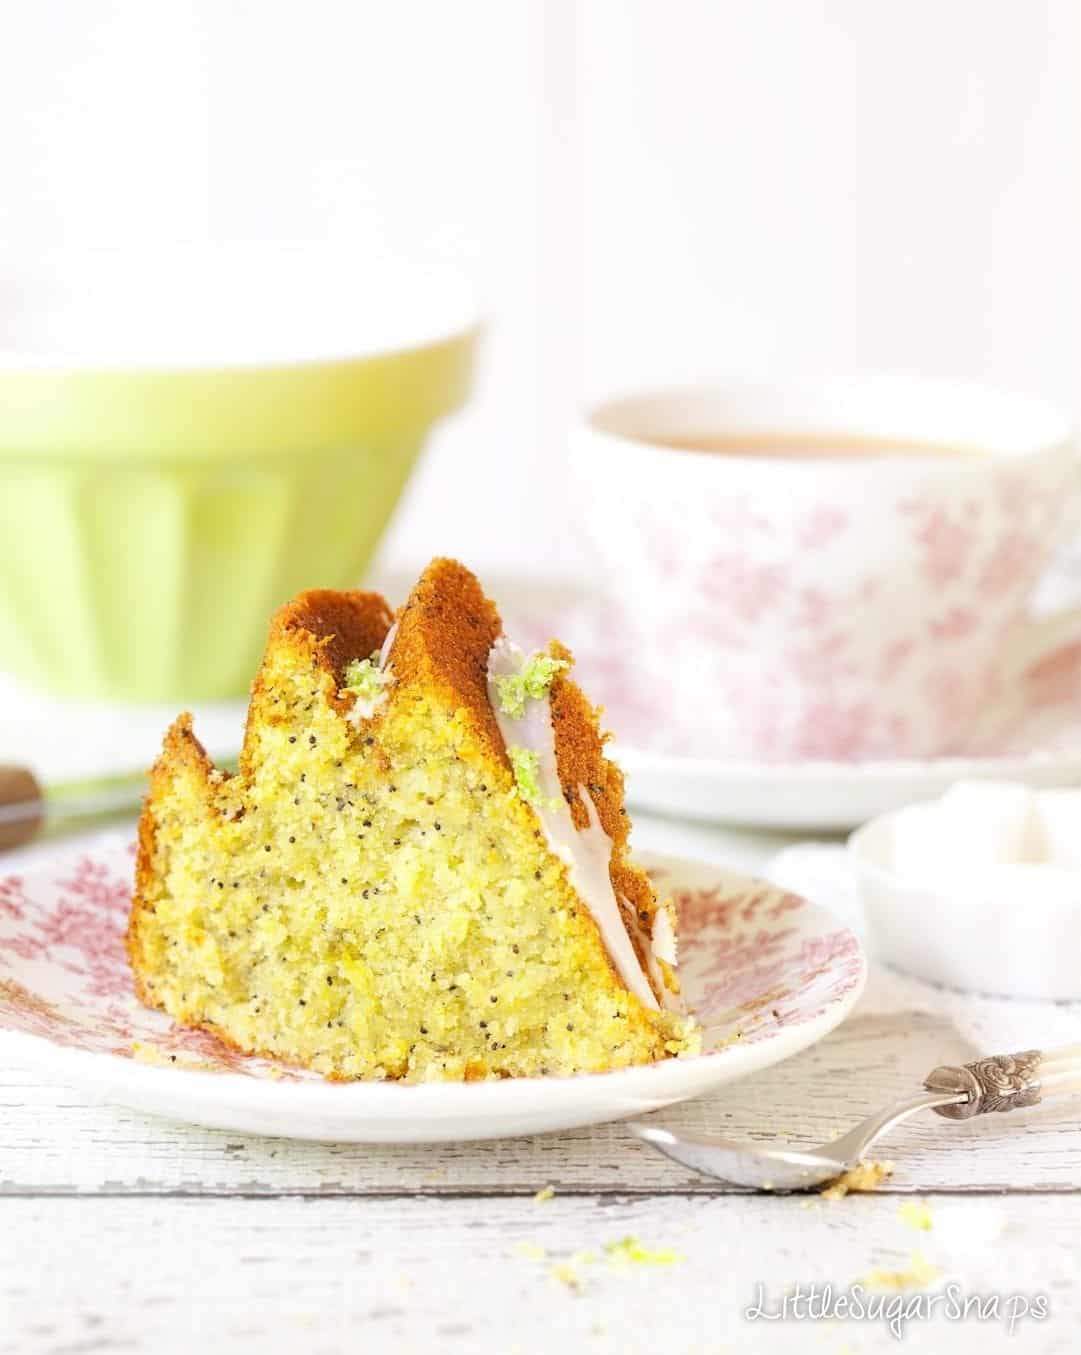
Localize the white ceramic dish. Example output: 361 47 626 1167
0 841 865 1142
617 742 1081 833
850 806 1081 1000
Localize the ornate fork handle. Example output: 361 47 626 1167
925 1043 1081 1121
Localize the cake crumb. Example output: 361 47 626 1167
604 1235 683 1267
550 1250 596 1289
512 1241 547 1261
131 1040 215 1072
131 1039 167 1066
861 1250 940 1291
820 1159 894 1200
898 1199 934 1231
534 1184 555 1203
535 1235 683 1291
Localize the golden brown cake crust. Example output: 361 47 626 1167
388 557 505 761
242 587 396 763
546 646 658 955
267 587 395 681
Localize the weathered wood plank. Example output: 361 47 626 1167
3 963 1080 1196
0 1193 1076 1355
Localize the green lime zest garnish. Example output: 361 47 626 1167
508 746 544 805
507 745 563 812
341 656 393 708
495 652 569 719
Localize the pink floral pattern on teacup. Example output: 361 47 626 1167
0 841 864 1076
567 420 1081 760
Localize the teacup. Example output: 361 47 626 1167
572 375 1081 762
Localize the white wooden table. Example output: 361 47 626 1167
1 688 1080 1353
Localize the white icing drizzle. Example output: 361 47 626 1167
486 636 662 1012
344 623 398 725
651 907 677 966
378 619 399 670
625 896 685 1014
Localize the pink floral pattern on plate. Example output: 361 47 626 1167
661 861 865 1051
0 841 864 1077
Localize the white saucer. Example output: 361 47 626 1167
500 579 1081 832
617 742 1081 833
0 840 864 1142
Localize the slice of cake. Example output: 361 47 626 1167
128 559 697 1080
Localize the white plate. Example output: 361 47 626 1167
0 841 865 1142
617 743 1081 833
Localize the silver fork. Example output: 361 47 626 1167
630 1043 1081 1190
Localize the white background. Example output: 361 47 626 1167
1 0 1077 580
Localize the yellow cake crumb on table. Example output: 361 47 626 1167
533 1184 555 1203
549 1251 597 1290
820 1159 894 1200
898 1199 934 1231
604 1235 684 1267
861 1250 941 1291
512 1242 547 1261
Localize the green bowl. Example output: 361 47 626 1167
0 253 478 701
